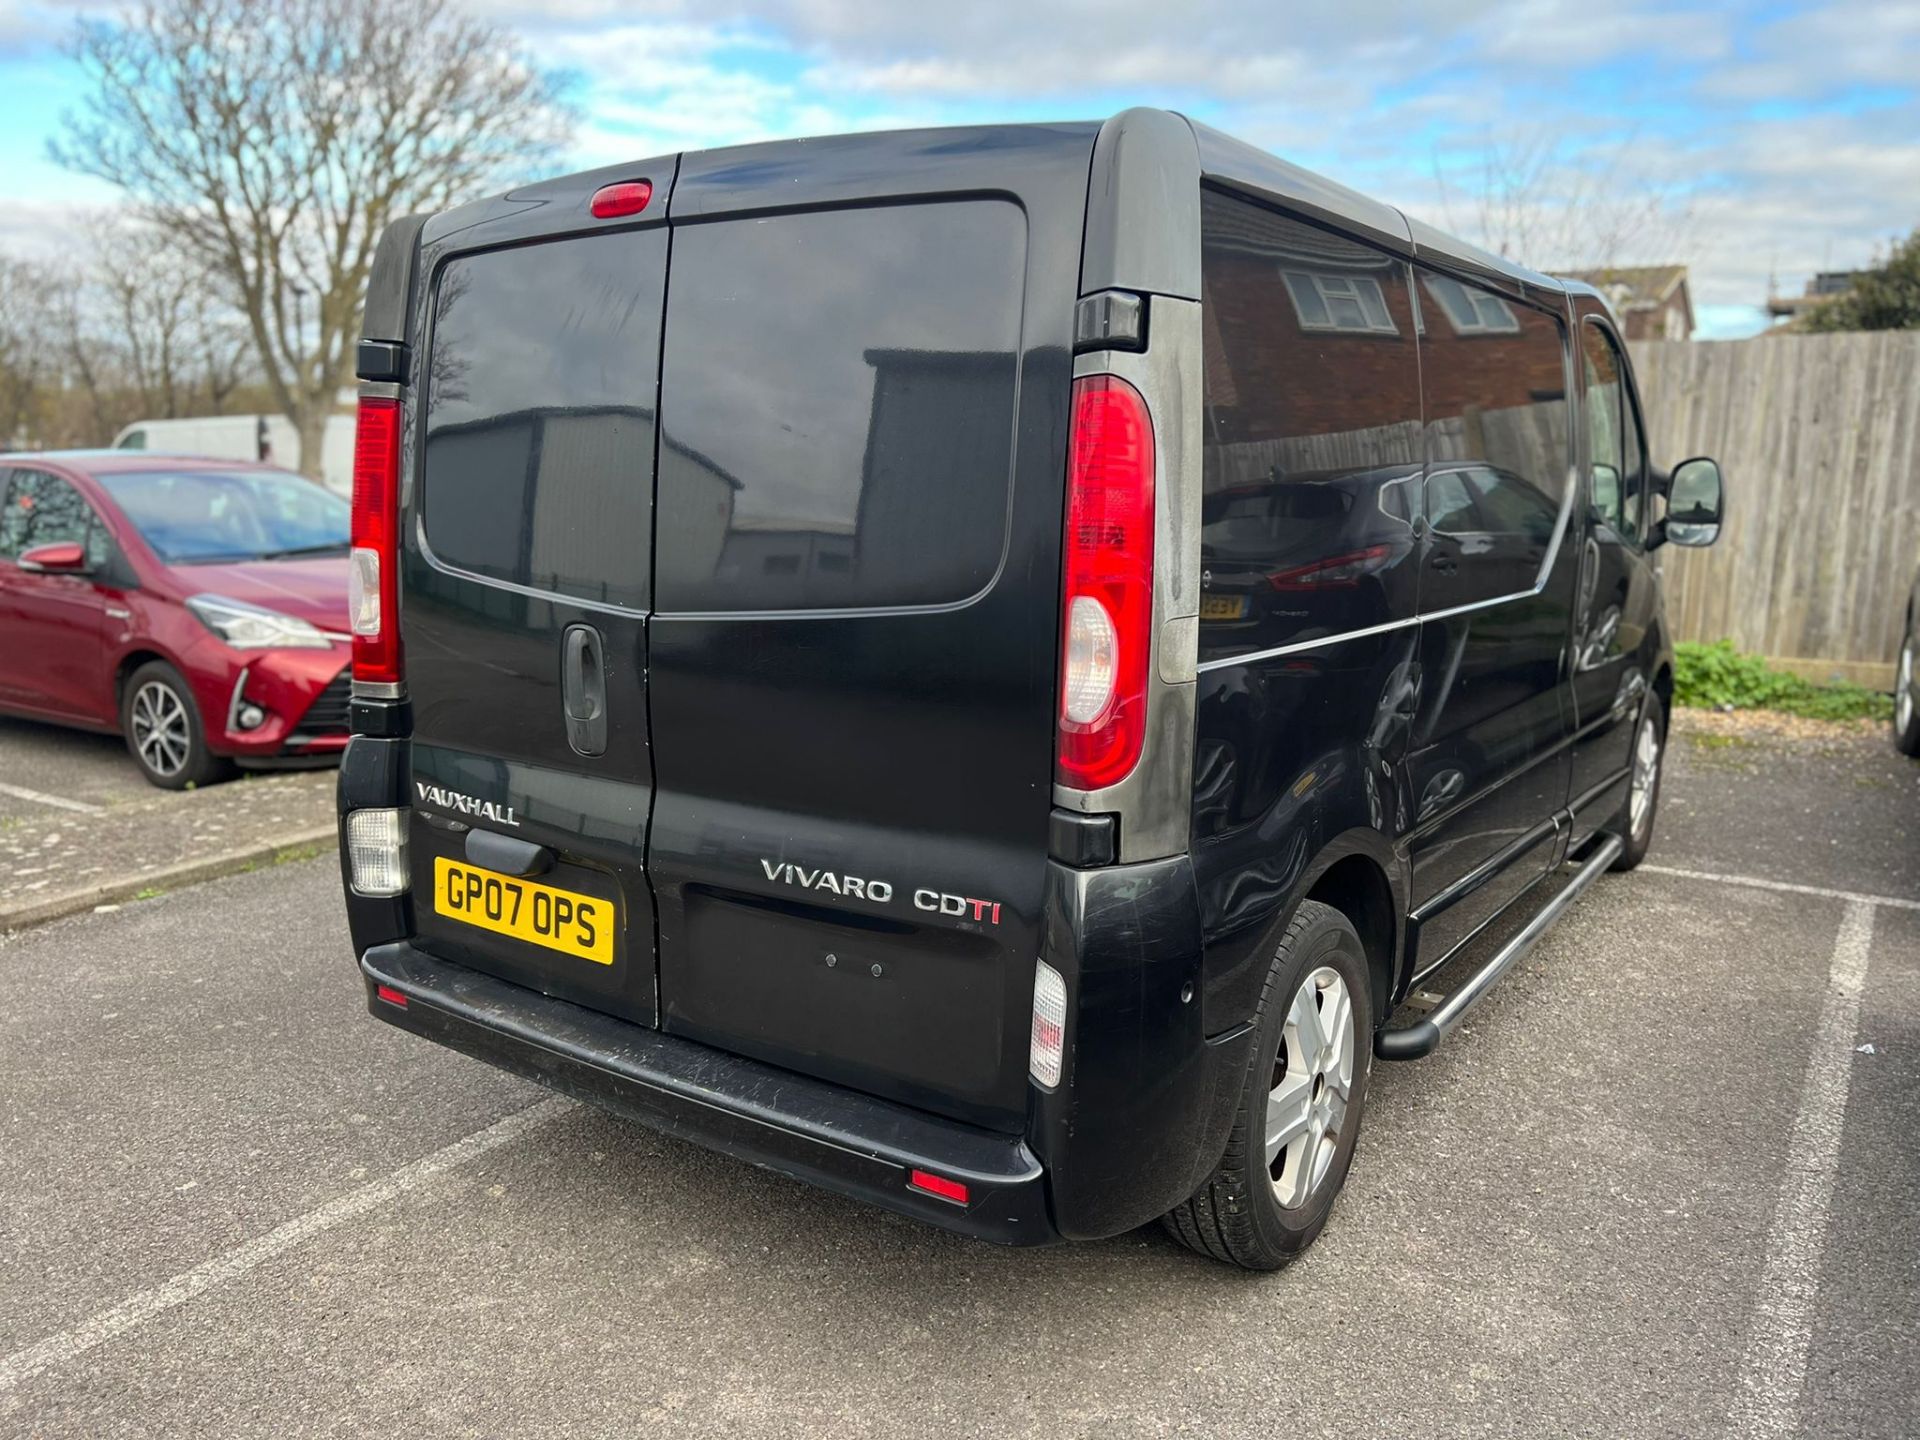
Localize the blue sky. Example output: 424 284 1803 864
2 0 1917 337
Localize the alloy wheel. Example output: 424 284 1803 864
1266 965 1355 1209
1898 635 1914 736
1629 711 1661 840
131 680 191 779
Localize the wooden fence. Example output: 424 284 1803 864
1629 331 1920 687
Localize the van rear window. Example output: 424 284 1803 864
420 231 664 610
654 200 1024 612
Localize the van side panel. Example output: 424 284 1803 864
1189 190 1426 1031
646 126 1099 1132
1403 271 1577 970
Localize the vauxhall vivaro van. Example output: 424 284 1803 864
336 110 1724 1269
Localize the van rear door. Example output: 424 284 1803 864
401 161 674 1026
646 128 1097 1132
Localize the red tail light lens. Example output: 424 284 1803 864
590 180 652 218
349 397 402 686
1056 375 1155 790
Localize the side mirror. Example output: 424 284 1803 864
1658 457 1724 549
17 541 90 574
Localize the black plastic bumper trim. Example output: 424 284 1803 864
360 943 1058 1246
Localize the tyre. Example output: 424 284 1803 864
1609 691 1666 872
1894 617 1920 757
1163 899 1372 1270
121 660 235 790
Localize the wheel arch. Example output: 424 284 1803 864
113 648 180 711
1303 849 1401 1025
1209 827 1408 1032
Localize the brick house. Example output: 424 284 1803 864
1562 265 1695 341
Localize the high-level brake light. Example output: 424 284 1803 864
349 397 402 686
590 180 652 218
1055 375 1155 790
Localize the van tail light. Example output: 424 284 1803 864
1056 374 1155 790
349 397 402 686
1029 958 1068 1088
345 807 409 896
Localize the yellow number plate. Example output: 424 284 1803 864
1200 594 1248 620
432 857 613 966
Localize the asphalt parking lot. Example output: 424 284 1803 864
1 716 1915 1438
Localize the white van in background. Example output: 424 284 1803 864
110 413 356 495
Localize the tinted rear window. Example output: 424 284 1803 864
420 230 663 610
655 200 1024 612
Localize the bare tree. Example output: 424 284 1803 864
1431 128 1694 273
54 0 571 476
0 257 56 448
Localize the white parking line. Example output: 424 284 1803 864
1726 899 1875 1439
0 1096 572 1395
1643 863 1920 912
0 783 104 816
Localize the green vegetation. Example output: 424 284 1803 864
1804 230 1920 333
1673 640 1892 722
132 886 165 901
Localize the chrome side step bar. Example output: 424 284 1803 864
1375 833 1625 1061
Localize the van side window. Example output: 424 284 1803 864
1580 323 1644 541
1198 190 1423 663
119 430 147 451
421 230 663 610
1416 269 1571 608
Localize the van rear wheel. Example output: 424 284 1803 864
1162 899 1372 1270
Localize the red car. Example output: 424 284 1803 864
0 452 351 788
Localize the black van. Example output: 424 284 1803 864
336 109 1724 1269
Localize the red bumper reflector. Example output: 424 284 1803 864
374 984 409 1008
908 1169 969 1205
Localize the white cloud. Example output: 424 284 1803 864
6 0 1916 315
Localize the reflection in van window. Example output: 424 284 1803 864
1198 191 1423 662
1581 323 1644 540
655 201 1023 612
421 230 662 610
1417 266 1570 608
1421 275 1521 335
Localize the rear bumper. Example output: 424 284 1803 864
361 941 1057 1245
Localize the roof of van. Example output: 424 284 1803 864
1176 115 1571 301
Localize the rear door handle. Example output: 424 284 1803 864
561 624 607 757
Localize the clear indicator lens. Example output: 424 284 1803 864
1029 958 1068 1088
348 549 382 637
1062 594 1118 724
345 808 409 898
